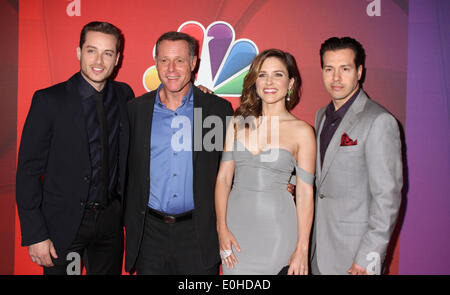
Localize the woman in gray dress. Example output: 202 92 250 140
215 49 316 275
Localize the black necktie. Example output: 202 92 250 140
93 92 110 204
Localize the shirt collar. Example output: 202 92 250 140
155 83 194 109
77 72 109 99
325 87 361 119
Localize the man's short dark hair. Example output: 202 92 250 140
79 21 122 53
320 37 366 69
155 31 198 59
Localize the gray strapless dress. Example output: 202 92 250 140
221 141 314 275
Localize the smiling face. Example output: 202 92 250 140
322 48 362 109
155 40 197 98
77 31 119 91
255 57 294 107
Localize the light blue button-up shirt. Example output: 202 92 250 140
148 84 194 214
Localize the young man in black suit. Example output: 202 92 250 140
124 31 233 274
16 21 134 275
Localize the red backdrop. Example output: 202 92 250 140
14 0 408 274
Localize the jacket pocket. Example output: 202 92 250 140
338 144 361 153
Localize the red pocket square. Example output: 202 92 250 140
341 133 357 146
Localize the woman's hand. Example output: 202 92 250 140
218 227 241 269
287 248 309 275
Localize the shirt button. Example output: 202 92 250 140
173 173 177 177
319 194 325 199
174 112 178 116
173 194 177 198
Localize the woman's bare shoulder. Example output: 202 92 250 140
282 117 314 137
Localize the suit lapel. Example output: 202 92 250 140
114 84 130 197
116 88 128 136
319 91 368 185
315 107 326 183
192 87 209 169
143 93 156 167
65 76 91 171
116 87 131 160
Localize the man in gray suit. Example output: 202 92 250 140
310 37 402 275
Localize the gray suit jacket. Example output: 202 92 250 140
311 90 402 274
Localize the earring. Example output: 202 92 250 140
286 88 292 102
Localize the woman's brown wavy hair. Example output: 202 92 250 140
234 49 302 120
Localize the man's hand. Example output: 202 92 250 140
347 263 369 275
197 85 214 94
28 239 58 267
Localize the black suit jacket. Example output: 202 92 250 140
124 86 233 272
16 73 134 255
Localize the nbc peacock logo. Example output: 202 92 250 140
142 21 259 96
